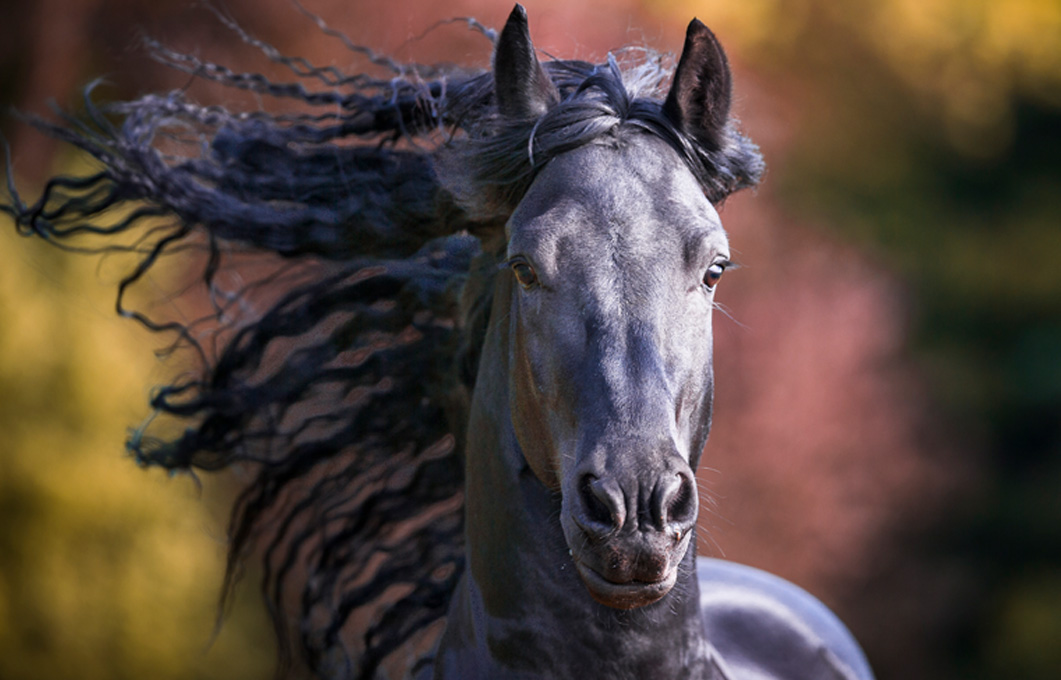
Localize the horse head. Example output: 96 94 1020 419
494 6 735 610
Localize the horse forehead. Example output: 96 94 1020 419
508 135 723 258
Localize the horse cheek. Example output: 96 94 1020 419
509 320 562 490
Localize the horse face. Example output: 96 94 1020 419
504 134 729 608
490 3 740 610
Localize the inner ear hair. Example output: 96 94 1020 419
663 19 733 151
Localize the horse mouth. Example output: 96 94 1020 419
573 560 678 609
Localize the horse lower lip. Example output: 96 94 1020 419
573 561 677 609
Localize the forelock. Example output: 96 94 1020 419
437 51 764 224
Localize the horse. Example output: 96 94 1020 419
4 4 874 679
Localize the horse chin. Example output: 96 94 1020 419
574 561 679 610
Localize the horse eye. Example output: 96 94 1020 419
703 262 727 289
511 261 539 289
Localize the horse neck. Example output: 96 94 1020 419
434 275 716 680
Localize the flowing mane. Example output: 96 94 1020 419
3 10 763 679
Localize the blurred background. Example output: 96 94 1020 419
0 1 1058 678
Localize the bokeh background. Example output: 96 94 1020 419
1 1 1058 678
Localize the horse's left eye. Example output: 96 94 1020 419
703 261 727 289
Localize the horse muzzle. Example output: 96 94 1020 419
561 462 698 609
570 531 690 609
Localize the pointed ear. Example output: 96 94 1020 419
663 19 733 150
494 4 560 119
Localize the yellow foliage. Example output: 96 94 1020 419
990 570 1061 677
0 174 272 679
653 0 1061 155
870 0 1061 152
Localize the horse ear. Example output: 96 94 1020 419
663 19 733 150
494 4 560 119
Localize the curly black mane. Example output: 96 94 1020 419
3 7 762 678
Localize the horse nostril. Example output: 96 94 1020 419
654 471 697 531
577 474 625 537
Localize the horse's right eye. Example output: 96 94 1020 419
511 261 539 289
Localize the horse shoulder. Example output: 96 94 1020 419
696 557 875 680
